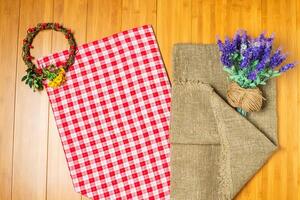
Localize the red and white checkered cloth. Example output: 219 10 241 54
37 25 171 200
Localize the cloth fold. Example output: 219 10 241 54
170 44 278 199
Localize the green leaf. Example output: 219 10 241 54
28 79 33 87
232 53 239 60
260 81 266 85
223 67 232 74
34 83 39 89
267 69 273 74
264 72 270 78
251 60 259 67
244 79 250 85
271 71 281 78
21 75 27 81
38 84 44 90
250 83 256 88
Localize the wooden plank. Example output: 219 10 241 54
192 0 217 43
46 0 87 200
86 0 122 41
0 0 20 199
297 1 300 199
157 0 192 79
276 1 298 199
192 0 262 43
121 0 157 30
261 0 298 199
12 0 53 199
83 1 123 199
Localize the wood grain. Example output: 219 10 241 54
12 0 53 199
122 0 157 30
157 0 192 78
261 0 296 199
0 0 20 199
86 0 122 41
297 0 300 198
0 0 299 199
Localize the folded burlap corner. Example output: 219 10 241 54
170 44 278 199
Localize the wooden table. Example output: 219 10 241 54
0 0 299 199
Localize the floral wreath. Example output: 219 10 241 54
21 22 77 91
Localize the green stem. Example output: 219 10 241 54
237 107 247 117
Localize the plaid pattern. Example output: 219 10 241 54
37 25 171 200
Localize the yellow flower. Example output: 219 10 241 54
48 68 66 88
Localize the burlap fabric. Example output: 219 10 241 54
170 44 278 199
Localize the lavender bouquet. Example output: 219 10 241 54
217 31 296 116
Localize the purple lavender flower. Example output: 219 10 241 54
223 37 236 54
279 63 295 72
256 61 266 72
265 34 274 48
269 48 286 68
256 46 271 72
232 33 241 50
240 31 249 45
249 33 273 62
240 48 252 68
247 70 257 80
258 32 266 40
220 53 232 67
264 45 272 57
250 42 265 60
258 33 267 43
239 31 249 52
265 38 274 50
258 32 274 48
217 39 223 52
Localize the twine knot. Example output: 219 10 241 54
226 82 265 113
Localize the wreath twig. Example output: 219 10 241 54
21 22 77 91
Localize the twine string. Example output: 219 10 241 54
226 82 265 112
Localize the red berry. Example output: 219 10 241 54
28 55 34 60
35 68 43 75
55 23 60 29
41 23 47 29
